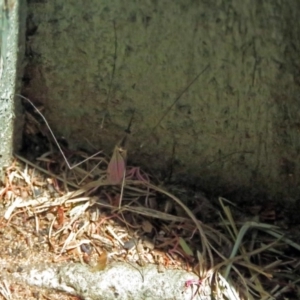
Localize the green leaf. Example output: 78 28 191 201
179 237 193 256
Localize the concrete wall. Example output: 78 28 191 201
0 0 26 174
22 0 300 198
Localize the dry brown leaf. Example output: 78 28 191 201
142 220 153 233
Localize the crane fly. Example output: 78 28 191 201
106 142 127 185
106 111 134 207
17 64 209 209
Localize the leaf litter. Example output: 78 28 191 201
0 99 300 299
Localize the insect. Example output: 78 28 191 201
16 65 209 208
105 65 210 184
106 111 134 185
16 94 103 170
106 143 127 185
106 111 135 207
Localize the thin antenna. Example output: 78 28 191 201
124 109 135 134
140 64 210 147
17 94 103 170
119 109 135 148
100 21 118 129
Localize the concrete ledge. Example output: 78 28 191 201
13 262 219 300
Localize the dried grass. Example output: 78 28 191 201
0 104 299 299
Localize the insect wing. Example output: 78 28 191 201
107 146 126 184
